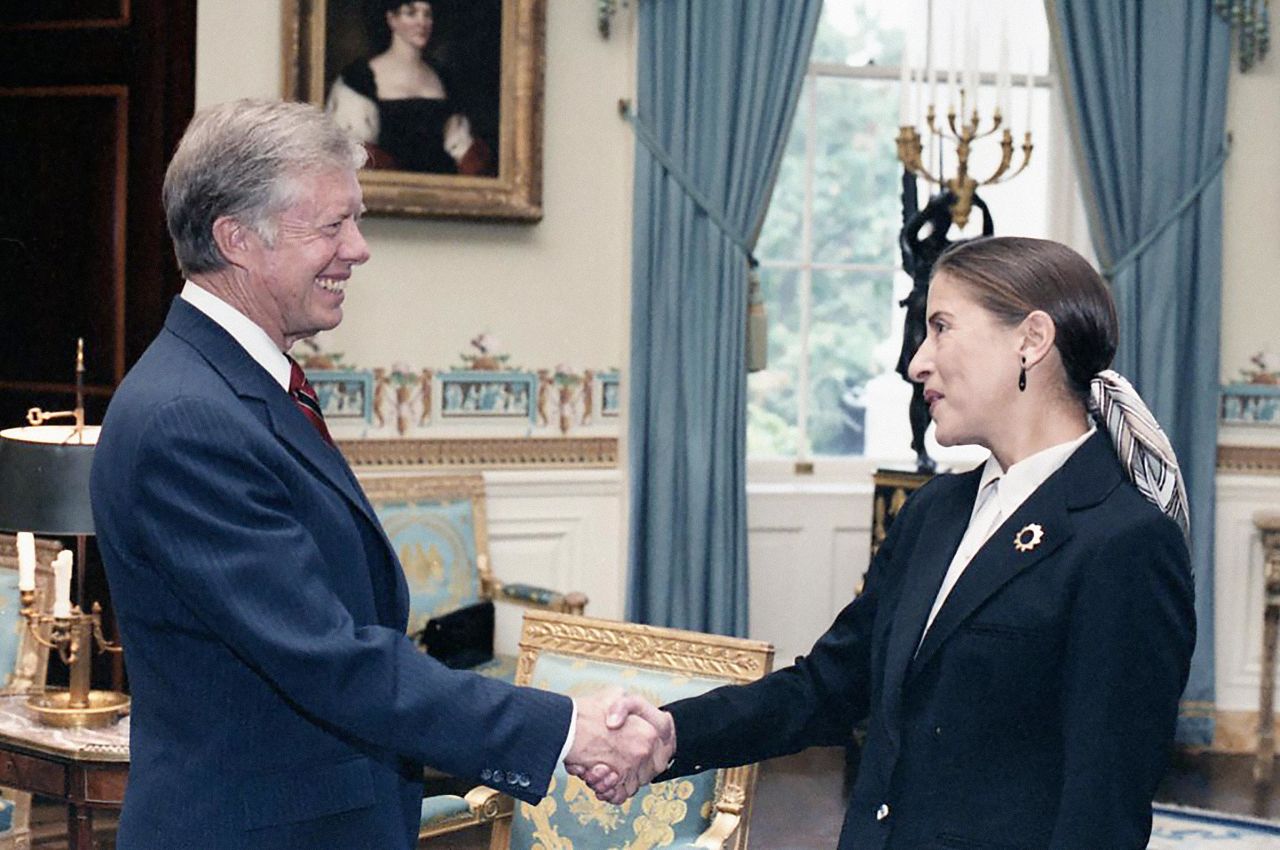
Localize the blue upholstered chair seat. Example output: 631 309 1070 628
0 796 14 834
420 795 471 830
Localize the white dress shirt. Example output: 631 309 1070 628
181 281 292 390
921 426 1097 641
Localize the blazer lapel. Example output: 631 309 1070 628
908 474 1072 679
879 472 980 728
905 429 1125 680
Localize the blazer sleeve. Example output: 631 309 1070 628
123 397 572 803
1050 512 1196 849
660 484 922 777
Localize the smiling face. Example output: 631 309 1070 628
243 168 369 349
387 2 433 51
907 271 1026 451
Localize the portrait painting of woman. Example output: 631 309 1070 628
325 0 501 176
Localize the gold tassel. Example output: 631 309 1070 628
746 263 767 373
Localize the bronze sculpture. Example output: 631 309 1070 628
897 176 993 472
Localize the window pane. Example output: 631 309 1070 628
806 269 895 456
811 77 900 267
756 79 810 264
810 0 926 67
747 266 802 457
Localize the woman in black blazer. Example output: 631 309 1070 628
587 237 1196 849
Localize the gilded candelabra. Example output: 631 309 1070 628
896 88 1033 229
2 339 130 727
19 583 128 727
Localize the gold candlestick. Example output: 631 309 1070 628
19 589 128 727
895 89 1034 229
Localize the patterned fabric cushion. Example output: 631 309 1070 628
419 794 470 828
0 795 13 834
509 655 726 850
474 653 519 683
373 497 483 633
0 572 24 691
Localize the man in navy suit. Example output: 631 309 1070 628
90 98 668 849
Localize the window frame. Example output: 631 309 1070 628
748 12 1091 487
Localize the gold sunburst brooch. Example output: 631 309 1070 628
1013 523 1045 553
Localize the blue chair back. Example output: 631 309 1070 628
360 475 489 635
505 612 774 850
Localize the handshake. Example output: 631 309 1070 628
562 689 677 805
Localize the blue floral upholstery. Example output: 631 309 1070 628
373 495 483 636
0 534 57 848
508 655 733 850
0 571 26 691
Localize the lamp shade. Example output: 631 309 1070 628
0 426 99 535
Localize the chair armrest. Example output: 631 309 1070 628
496 582 589 614
464 785 514 821
417 786 513 841
691 781 747 849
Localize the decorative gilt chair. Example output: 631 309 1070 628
360 473 588 682
419 610 774 849
0 534 59 850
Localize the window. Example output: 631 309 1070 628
749 0 1078 476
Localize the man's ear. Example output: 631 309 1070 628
211 216 255 268
1019 310 1057 369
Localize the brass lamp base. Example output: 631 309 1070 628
27 688 130 728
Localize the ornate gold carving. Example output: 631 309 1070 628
517 612 773 686
1218 444 1280 475
338 437 618 469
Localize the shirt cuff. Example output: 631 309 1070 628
557 698 577 765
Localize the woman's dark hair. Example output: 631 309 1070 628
367 1 457 57
932 236 1118 401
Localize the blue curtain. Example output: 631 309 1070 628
1046 0 1229 745
627 2 822 635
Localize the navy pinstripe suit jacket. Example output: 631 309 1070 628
91 299 571 849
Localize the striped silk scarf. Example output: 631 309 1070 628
1088 369 1192 544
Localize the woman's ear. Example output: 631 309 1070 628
1019 310 1057 369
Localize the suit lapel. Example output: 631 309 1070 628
879 471 980 727
163 300 405 615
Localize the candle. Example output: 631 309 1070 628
948 12 959 111
898 59 911 126
1025 56 1036 130
965 12 979 117
16 532 35 592
52 550 73 618
998 22 1010 118
927 63 937 114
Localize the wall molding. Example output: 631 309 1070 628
338 436 618 469
1218 444 1280 475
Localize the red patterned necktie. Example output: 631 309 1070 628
288 358 335 447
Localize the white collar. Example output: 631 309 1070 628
181 281 292 392
978 425 1096 517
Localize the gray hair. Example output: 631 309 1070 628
162 98 368 277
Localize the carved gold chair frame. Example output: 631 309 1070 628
424 610 774 848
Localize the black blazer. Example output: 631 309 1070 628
663 431 1194 850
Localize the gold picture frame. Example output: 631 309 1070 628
282 0 545 221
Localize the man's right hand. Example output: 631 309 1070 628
564 692 676 804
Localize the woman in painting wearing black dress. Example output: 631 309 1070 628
327 0 496 175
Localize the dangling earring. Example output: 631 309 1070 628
1018 356 1027 392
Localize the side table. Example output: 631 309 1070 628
0 694 128 849
1256 512 1280 782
